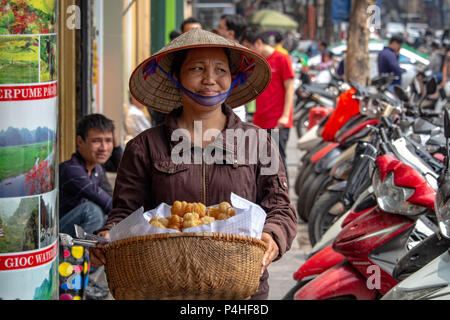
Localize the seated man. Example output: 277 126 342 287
59 114 115 237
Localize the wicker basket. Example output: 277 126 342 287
103 232 267 300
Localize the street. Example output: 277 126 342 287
267 128 311 300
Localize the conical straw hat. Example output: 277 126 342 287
129 28 272 114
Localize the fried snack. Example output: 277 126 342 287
171 201 185 217
207 202 235 220
167 215 183 231
206 206 220 219
183 212 202 229
149 216 169 229
193 203 206 218
171 201 206 218
201 216 216 225
150 201 234 232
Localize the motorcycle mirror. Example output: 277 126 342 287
445 109 450 139
426 77 437 95
394 85 409 102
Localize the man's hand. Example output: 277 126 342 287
89 230 110 267
260 232 279 276
276 115 289 129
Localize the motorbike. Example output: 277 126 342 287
296 78 397 222
286 109 442 299
382 109 450 300
293 71 347 138
306 79 444 244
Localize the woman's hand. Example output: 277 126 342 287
260 232 279 276
89 230 110 268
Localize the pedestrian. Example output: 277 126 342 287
169 30 181 41
90 28 297 300
440 43 450 96
148 18 204 128
273 31 289 55
215 13 248 121
124 94 151 145
377 35 406 89
59 114 118 300
428 42 443 83
241 28 295 184
59 114 115 238
180 17 202 33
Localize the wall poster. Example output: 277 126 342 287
0 0 58 300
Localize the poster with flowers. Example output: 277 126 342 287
0 0 58 300
0 0 57 35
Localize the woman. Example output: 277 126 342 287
90 28 297 300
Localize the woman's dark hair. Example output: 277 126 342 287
76 114 115 140
180 17 201 32
221 14 247 42
241 28 270 45
170 48 232 80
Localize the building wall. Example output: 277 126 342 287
102 0 124 143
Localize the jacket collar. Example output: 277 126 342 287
73 151 101 176
163 104 241 154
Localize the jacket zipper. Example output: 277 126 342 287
202 155 206 205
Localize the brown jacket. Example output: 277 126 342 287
102 104 297 299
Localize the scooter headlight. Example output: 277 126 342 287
372 170 426 216
435 191 450 239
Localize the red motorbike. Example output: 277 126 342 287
292 149 437 299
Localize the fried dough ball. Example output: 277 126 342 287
218 202 231 212
207 202 235 220
201 216 216 225
183 212 202 229
193 203 206 218
171 201 185 217
149 216 169 229
167 215 183 231
171 201 206 218
206 206 217 218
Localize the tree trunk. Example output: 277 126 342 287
345 0 375 85
324 0 333 44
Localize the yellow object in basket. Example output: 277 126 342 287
149 201 236 232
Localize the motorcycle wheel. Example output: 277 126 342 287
295 108 310 138
297 169 319 222
295 160 315 197
281 279 312 300
303 172 332 221
308 190 345 246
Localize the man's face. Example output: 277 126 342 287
77 129 113 167
216 18 232 40
391 41 402 53
242 39 262 55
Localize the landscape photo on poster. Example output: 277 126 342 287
0 36 39 84
40 34 57 83
0 257 58 300
0 0 57 35
0 195 39 254
39 189 56 248
0 98 57 198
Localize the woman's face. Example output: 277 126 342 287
178 47 232 106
